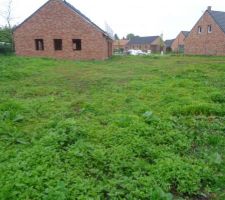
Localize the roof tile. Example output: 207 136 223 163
127 36 159 45
208 10 225 34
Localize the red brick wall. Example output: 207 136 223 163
171 32 186 52
108 41 112 57
14 0 112 60
185 11 225 55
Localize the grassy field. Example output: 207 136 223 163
0 55 224 199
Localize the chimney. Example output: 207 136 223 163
207 6 212 11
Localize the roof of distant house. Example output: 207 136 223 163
208 10 225 34
113 40 129 46
165 39 175 47
181 31 190 37
127 36 159 45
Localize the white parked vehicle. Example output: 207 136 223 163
147 50 152 55
136 50 147 55
127 49 147 56
127 49 138 55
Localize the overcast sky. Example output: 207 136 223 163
1 0 225 39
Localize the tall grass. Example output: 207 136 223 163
0 55 225 199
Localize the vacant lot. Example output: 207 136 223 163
0 55 224 199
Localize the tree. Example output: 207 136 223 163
104 22 114 39
114 34 119 40
0 0 13 28
0 0 14 51
0 26 13 54
0 26 12 43
160 33 164 52
126 33 135 40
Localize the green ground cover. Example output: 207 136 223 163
0 55 224 199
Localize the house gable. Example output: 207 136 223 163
14 0 112 60
185 9 225 55
171 31 188 52
185 10 225 41
151 36 163 45
14 0 108 37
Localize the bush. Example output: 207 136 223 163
172 104 225 116
211 92 225 103
0 43 13 54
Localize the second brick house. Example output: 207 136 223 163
185 6 225 55
14 0 113 60
171 31 189 53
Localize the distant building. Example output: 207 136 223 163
171 31 189 53
113 40 129 52
165 39 175 52
125 36 164 53
14 0 113 60
185 6 225 55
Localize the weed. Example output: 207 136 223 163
0 55 224 199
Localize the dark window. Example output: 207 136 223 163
208 25 212 33
54 39 62 50
72 39 81 51
198 26 202 33
35 39 44 51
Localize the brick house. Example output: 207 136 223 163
185 6 225 55
165 39 175 52
171 31 189 53
113 39 129 52
14 0 113 60
125 36 164 53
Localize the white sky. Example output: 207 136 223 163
0 0 225 39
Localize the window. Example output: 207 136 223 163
198 26 202 34
72 39 81 51
35 39 44 51
208 25 212 33
54 39 62 50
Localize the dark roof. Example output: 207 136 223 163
208 10 225 34
127 36 159 45
181 31 190 37
165 39 174 47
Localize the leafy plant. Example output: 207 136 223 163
0 55 224 199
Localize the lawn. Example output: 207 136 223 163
0 55 224 199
